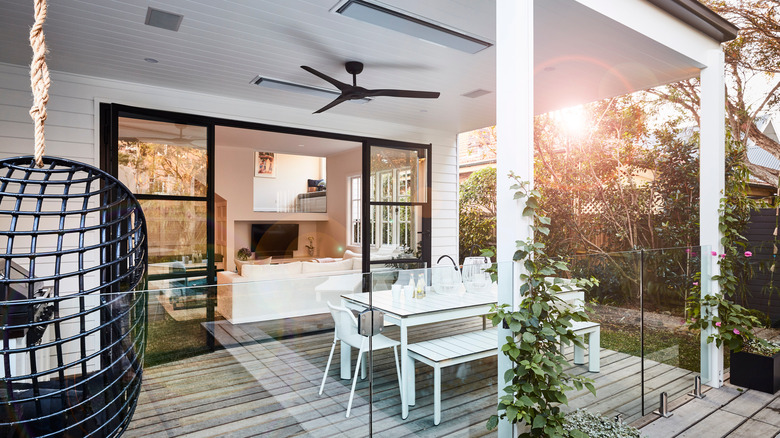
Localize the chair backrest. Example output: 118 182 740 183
328 302 358 339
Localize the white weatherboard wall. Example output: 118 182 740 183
0 61 459 263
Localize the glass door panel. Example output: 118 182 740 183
365 144 430 270
117 118 207 197
111 112 217 363
116 116 215 284
369 146 427 203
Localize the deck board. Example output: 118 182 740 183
126 315 708 437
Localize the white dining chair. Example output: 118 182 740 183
319 302 402 417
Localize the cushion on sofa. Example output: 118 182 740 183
302 259 353 274
235 256 271 275
343 249 360 259
242 261 302 280
315 257 336 263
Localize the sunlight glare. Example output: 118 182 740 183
552 105 588 139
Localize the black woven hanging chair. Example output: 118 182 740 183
0 156 148 438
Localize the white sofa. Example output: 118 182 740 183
217 259 363 324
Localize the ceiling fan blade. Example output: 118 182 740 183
301 66 350 91
313 96 350 114
363 89 440 99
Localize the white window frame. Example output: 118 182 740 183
348 174 362 246
349 168 415 251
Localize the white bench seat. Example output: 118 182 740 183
407 328 497 425
406 289 601 426
568 320 600 373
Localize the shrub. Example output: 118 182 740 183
564 410 641 438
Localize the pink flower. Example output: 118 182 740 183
693 282 699 286
734 329 740 335
686 248 692 254
745 251 753 257
715 321 721 327
690 318 697 323
720 254 726 259
711 251 717 256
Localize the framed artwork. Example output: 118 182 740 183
255 151 276 178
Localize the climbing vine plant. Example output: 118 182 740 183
486 173 597 438
687 133 767 352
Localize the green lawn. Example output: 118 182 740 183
145 315 217 367
598 322 701 372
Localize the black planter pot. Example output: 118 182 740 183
729 350 780 394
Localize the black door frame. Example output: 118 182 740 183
361 140 433 272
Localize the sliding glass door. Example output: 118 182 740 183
363 142 431 270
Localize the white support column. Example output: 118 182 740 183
496 1 534 436
699 48 725 388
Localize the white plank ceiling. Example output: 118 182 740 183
0 0 706 134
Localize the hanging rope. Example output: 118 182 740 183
29 0 50 168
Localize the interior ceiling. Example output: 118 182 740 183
119 117 360 156
0 0 704 134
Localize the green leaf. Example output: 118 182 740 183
486 415 499 430
506 405 519 421
522 332 537 343
532 414 546 429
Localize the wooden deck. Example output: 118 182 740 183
637 328 780 438
126 316 699 437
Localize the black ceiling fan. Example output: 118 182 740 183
300 61 440 113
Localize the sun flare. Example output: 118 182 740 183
551 105 588 139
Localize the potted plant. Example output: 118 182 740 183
686 198 777 393
305 236 315 256
730 338 780 394
236 247 251 261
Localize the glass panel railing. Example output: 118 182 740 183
569 250 643 421
6 251 710 436
569 246 709 421
639 246 703 418
130 270 376 436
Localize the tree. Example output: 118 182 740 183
651 0 780 187
459 166 496 263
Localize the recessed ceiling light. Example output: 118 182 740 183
461 89 491 98
145 7 183 32
335 0 492 54
250 76 371 104
144 58 159 63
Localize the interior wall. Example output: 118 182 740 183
216 145 322 269
252 153 322 211
320 147 362 258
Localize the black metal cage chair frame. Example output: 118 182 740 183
1 156 148 438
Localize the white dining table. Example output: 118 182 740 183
340 289 497 419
